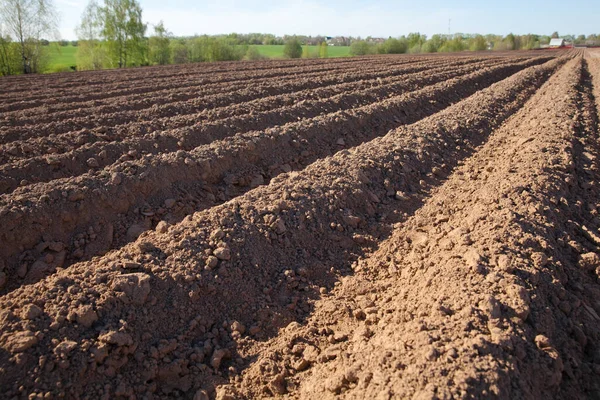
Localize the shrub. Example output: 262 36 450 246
469 35 487 51
46 64 73 73
283 37 302 58
244 46 264 60
380 38 407 54
302 45 314 58
187 36 245 63
349 40 375 56
170 40 188 64
76 40 108 70
408 44 422 53
319 42 328 58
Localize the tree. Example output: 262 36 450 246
244 46 263 60
319 41 328 58
301 45 310 58
551 31 559 39
503 33 518 50
407 32 426 49
469 35 487 51
521 34 539 50
349 40 374 55
170 39 187 64
378 37 407 54
148 21 171 65
0 32 21 75
100 0 147 68
0 0 58 73
283 37 302 58
76 0 107 70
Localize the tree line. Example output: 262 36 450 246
1 0 599 75
348 32 600 56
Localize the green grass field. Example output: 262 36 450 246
44 44 352 72
46 45 78 72
250 44 351 58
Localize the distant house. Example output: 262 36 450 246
549 38 565 48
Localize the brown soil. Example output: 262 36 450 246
2 50 599 400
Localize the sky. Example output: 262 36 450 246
55 0 600 40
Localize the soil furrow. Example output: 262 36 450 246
0 57 433 120
223 54 600 399
0 58 445 143
0 56 397 101
0 57 454 138
0 57 379 97
0 57 551 195
0 54 571 399
0 57 420 114
0 51 543 99
0 57 522 170
0 56 560 282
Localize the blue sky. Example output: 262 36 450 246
55 0 599 40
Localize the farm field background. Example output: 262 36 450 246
1 49 600 399
45 44 352 72
251 44 351 58
46 44 78 71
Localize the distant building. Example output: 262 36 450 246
549 38 565 48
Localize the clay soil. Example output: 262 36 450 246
1 49 600 399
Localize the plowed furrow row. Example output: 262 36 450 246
0 57 421 113
0 57 519 165
0 57 457 135
0 56 396 99
0 55 570 399
0 57 450 131
0 56 378 97
231 54 600 399
0 57 433 118
0 57 563 294
0 57 546 194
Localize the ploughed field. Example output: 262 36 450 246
1 50 600 399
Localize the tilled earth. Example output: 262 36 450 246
1 50 599 399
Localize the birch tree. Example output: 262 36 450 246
0 0 58 73
75 0 107 70
148 21 170 65
100 0 146 68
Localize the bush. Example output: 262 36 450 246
0 38 22 75
408 44 422 54
244 46 264 61
469 35 487 51
187 36 245 63
439 36 465 53
302 45 316 58
283 38 302 58
46 64 73 73
319 42 328 58
380 38 407 54
170 40 188 64
76 40 108 70
349 40 375 56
